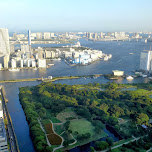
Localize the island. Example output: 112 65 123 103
19 82 152 152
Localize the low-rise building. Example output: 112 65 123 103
112 70 124 76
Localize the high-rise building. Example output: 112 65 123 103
100 32 103 38
10 44 15 53
36 32 42 39
3 55 9 69
13 33 17 40
88 32 93 39
50 33 54 37
140 50 152 72
43 32 50 39
37 47 43 59
0 28 10 55
38 59 46 68
93 33 97 39
20 59 24 68
21 44 30 52
28 30 31 46
11 59 16 68
86 32 89 38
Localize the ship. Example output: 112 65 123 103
8 68 20 72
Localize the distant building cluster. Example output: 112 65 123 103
85 32 129 40
11 32 55 40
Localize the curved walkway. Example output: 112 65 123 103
147 147 152 152
101 137 141 152
49 120 64 152
69 133 77 146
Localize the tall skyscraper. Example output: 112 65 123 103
0 28 10 55
140 50 152 72
28 30 31 46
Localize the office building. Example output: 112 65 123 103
20 59 23 68
93 33 97 39
32 60 36 67
50 33 54 37
11 59 16 68
0 28 10 55
140 50 152 72
86 32 89 38
37 47 43 59
100 32 103 38
43 32 50 39
38 59 46 68
45 50 51 58
88 33 93 39
13 33 17 40
36 32 42 39
10 44 15 53
3 55 9 69
21 44 29 52
0 63 2 69
28 30 31 46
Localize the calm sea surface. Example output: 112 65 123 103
1 39 152 152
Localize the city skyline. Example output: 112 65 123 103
1 0 152 32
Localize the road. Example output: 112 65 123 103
1 87 19 152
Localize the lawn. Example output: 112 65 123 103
69 119 95 136
46 111 61 123
54 124 64 135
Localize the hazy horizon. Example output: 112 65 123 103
1 0 152 32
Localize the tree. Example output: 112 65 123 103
106 137 114 146
63 140 69 147
136 113 149 125
95 141 109 150
90 146 95 152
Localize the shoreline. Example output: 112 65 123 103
0 74 103 83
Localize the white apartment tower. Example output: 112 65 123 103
0 28 10 55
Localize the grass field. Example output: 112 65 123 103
69 119 95 136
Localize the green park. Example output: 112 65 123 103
19 81 152 152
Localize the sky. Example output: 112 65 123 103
0 0 152 32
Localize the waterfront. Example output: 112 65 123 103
1 39 152 152
0 39 151 81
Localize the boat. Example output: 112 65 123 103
126 76 134 80
8 68 20 72
142 75 147 78
129 53 134 54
